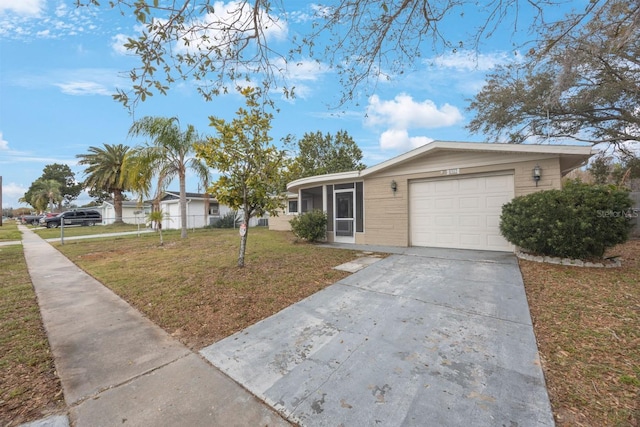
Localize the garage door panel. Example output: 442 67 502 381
434 215 455 227
460 234 482 246
434 181 456 193
435 233 456 245
435 197 455 209
459 196 480 209
410 175 514 251
458 179 481 191
486 215 501 228
486 194 511 208
459 215 482 227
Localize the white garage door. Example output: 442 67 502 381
409 174 514 251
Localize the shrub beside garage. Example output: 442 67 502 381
500 180 633 260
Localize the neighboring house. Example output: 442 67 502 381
157 191 268 230
271 140 593 252
158 191 226 230
101 200 152 225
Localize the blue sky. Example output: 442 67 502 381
0 0 573 209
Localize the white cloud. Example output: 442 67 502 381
379 129 434 151
9 68 122 95
0 0 44 16
365 93 463 151
1 181 29 208
281 58 330 82
2 181 27 197
432 50 513 72
0 0 100 40
54 81 112 96
174 1 288 55
54 2 67 18
0 132 8 150
111 33 130 55
365 94 463 130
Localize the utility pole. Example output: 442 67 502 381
0 176 3 226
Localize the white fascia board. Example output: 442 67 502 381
287 170 363 192
285 140 593 190
361 141 593 177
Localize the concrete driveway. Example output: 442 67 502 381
201 247 554 427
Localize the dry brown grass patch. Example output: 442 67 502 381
0 245 65 426
56 228 359 350
521 239 640 427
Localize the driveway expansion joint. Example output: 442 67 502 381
337 282 533 327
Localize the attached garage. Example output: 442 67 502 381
409 174 514 251
282 141 593 252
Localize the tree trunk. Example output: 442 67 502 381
204 192 210 227
179 170 187 239
114 189 124 223
237 208 251 268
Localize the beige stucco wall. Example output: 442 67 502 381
273 150 581 247
269 210 295 231
361 151 565 247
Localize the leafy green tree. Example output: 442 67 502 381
129 116 208 239
23 164 82 211
468 1 639 148
31 179 63 213
286 130 365 182
76 1 635 107
77 144 135 224
589 157 612 185
42 164 82 206
195 87 286 267
611 155 640 188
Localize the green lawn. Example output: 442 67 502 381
0 220 22 241
33 222 142 239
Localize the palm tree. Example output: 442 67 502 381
31 179 63 213
146 210 169 245
77 144 133 224
129 116 207 239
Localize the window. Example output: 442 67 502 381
335 183 354 190
209 203 219 215
288 200 298 214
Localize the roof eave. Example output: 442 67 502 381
287 170 362 192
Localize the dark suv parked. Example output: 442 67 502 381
40 210 102 228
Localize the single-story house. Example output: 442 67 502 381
272 141 593 251
101 200 152 225
268 192 300 231
158 191 268 230
158 191 228 230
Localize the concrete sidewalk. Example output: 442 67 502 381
18 225 290 427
